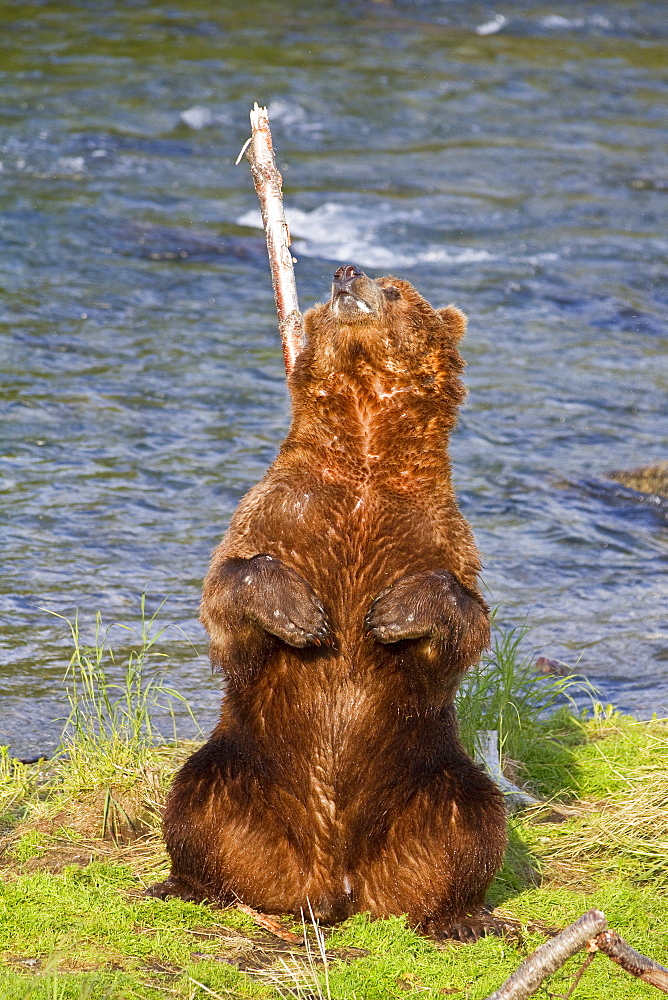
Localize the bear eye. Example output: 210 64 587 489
383 286 400 301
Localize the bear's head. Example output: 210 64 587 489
295 266 467 410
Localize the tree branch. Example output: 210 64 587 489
241 103 303 376
484 909 668 1000
484 909 607 1000
593 930 668 993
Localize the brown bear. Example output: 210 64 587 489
153 265 507 937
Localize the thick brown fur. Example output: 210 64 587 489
155 269 507 936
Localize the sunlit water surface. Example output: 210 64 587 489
1 0 666 755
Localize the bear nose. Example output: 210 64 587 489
333 264 363 287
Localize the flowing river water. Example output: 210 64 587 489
1 0 666 756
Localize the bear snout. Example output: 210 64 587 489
332 264 363 288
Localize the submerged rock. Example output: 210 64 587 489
606 462 668 499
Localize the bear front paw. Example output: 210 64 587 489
263 603 333 648
241 554 333 648
365 569 489 656
364 574 436 643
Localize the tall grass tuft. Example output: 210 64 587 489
49 595 196 753
38 597 201 839
456 619 590 763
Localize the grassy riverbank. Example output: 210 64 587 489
1 611 667 999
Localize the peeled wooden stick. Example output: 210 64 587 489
475 730 541 812
240 103 303 375
235 903 303 945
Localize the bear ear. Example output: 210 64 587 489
437 305 467 343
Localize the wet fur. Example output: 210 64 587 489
156 274 507 934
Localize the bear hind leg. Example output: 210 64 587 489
356 765 506 935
